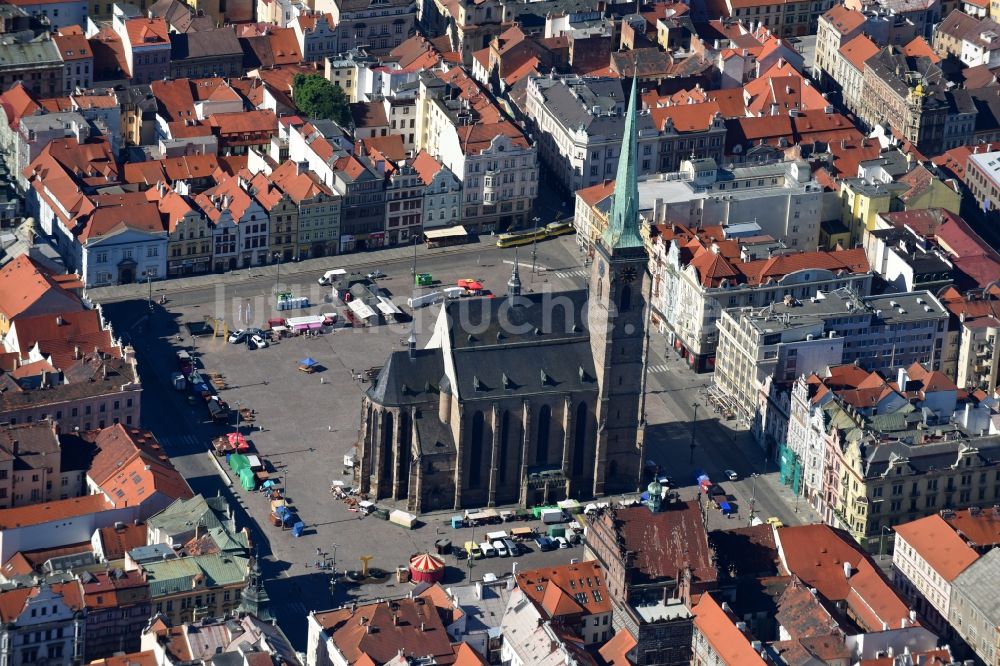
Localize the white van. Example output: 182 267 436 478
318 268 346 285
479 542 497 558
492 540 509 557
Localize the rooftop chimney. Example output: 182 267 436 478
843 561 852 578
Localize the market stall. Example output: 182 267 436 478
408 553 445 583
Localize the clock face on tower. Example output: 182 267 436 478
621 266 637 283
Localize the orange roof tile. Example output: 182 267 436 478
823 5 866 34
0 255 83 321
411 150 444 185
650 100 721 132
124 17 170 46
516 560 613 618
778 525 913 632
893 515 979 582
693 594 769 665
839 34 880 71
89 651 159 666
0 83 41 129
598 629 637 666
86 425 193 508
902 36 940 62
0 495 113 529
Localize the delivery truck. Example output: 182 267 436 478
407 291 445 309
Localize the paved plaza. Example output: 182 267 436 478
98 234 816 649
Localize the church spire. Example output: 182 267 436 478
507 247 522 297
601 75 644 251
238 553 273 621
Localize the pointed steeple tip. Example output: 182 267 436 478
601 73 645 252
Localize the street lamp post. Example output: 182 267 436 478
143 271 153 311
411 236 418 278
689 402 700 463
531 216 540 276
748 473 759 527
274 253 281 296
879 525 893 560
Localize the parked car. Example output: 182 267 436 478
502 538 519 557
367 269 386 280
480 542 497 558
533 535 557 552
725 469 739 481
228 328 264 344
248 334 269 350
767 516 784 529
492 540 509 557
554 536 570 549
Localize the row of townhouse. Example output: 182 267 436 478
780 359 1000 553
21 129 467 283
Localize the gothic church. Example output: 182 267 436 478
356 77 651 512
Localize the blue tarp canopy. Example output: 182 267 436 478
291 521 305 537
720 502 732 514
299 357 318 367
274 506 293 524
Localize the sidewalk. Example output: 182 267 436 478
85 237 491 302
756 471 823 524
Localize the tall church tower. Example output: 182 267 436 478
588 75 650 496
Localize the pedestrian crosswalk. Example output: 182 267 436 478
159 433 203 453
647 364 670 374
553 268 589 279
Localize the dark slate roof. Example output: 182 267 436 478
865 48 951 110
444 289 589 351
367 349 443 406
170 27 242 61
414 409 455 456
452 340 598 401
861 435 1000 477
530 77 652 143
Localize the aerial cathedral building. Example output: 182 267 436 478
356 77 651 513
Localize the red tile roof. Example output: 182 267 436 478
823 5 866 34
207 109 278 136
268 159 332 202
77 202 166 242
124 17 170 47
650 100 721 132
411 150 444 186
313 598 458 665
89 651 160 666
598 629 637 666
455 121 529 154
576 179 615 207
0 83 41 129
96 523 148 561
86 425 193 509
893 514 979 582
693 593 770 665
603 502 716 587
0 256 83 322
839 34 879 71
0 495 113 529
902 36 940 62
515 560 613 619
777 525 914 632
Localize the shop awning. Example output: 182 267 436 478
376 297 402 315
424 225 467 240
347 299 377 319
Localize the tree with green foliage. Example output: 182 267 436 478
292 74 351 126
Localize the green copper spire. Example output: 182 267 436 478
601 74 644 250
